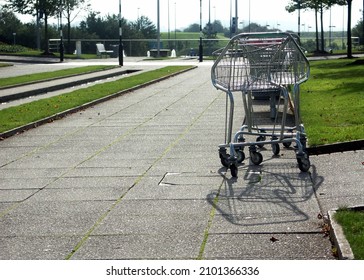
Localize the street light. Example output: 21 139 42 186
157 0 160 57
199 0 203 62
118 0 123 66
59 0 64 62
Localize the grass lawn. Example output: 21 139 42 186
300 58 364 146
0 65 117 87
334 208 364 259
0 66 194 134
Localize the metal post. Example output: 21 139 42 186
59 0 64 62
157 0 160 57
119 0 123 66
199 0 203 62
174 2 177 49
298 0 301 37
248 0 251 32
362 0 364 45
235 0 238 34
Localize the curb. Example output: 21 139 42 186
327 205 364 260
307 140 364 155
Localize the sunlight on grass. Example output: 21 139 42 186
0 65 117 87
300 59 364 146
334 208 364 260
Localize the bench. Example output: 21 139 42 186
149 49 171 58
96 43 113 58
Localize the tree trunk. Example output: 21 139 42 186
347 0 353 58
44 13 51 54
67 20 72 54
315 8 319 52
320 4 325 52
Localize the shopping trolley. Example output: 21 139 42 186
211 32 310 177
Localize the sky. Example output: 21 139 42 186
84 0 363 33
1 0 363 33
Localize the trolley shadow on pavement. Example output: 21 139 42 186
207 162 324 228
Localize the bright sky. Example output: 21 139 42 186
1 0 363 33
87 0 363 33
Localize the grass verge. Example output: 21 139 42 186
334 208 364 259
0 65 194 134
300 58 364 146
0 65 117 88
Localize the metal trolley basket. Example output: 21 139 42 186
211 32 311 177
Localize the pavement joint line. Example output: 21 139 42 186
0 68 200 218
0 84 181 217
0 67 191 168
65 77 223 259
0 66 196 139
197 178 225 260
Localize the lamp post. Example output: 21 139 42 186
157 0 160 57
297 0 301 37
59 0 64 62
174 2 177 49
248 0 251 32
362 0 364 45
199 0 203 62
118 0 123 66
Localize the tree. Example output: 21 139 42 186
5 0 60 54
184 23 200 32
286 0 349 56
352 18 364 46
61 0 91 54
0 7 23 44
132 16 157 39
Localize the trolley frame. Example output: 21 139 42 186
211 32 311 177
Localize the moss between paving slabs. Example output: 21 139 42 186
334 209 364 260
0 66 193 133
300 59 364 146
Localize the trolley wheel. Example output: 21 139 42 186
272 143 280 155
220 154 230 168
230 164 238 177
283 141 292 148
235 150 245 163
297 157 311 172
250 151 263 165
256 136 266 148
219 149 230 168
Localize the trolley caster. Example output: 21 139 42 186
219 153 230 168
272 143 280 155
235 149 245 163
283 141 292 148
256 136 266 148
297 156 310 172
250 151 263 165
230 164 238 177
219 148 230 168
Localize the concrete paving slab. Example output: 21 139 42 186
0 189 38 202
0 235 81 260
0 178 54 190
203 233 334 260
0 201 112 237
0 167 69 179
310 150 364 214
71 233 204 260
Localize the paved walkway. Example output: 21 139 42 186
0 57 363 260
